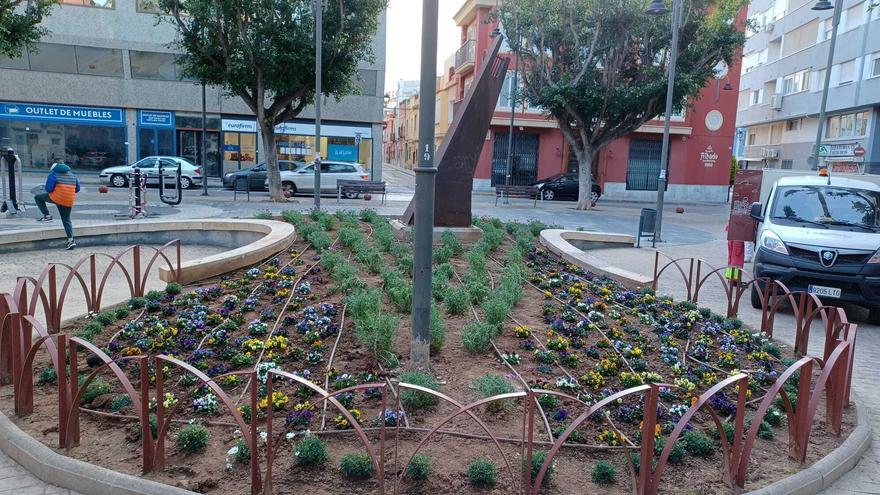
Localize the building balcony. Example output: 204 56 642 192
455 40 476 73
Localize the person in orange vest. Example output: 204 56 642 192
725 224 745 284
35 159 80 250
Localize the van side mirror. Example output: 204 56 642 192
750 202 764 221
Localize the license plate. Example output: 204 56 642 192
808 285 842 298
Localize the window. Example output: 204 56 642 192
786 119 802 131
769 123 784 144
750 89 763 106
837 59 855 85
819 19 833 41
825 111 869 139
130 51 184 81
60 0 114 8
844 2 865 31
28 43 77 74
870 54 880 78
435 97 440 125
782 19 819 57
782 69 810 94
747 133 757 145
781 159 794 169
136 0 162 12
447 99 454 124
75 46 123 77
497 71 514 109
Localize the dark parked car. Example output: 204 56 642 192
222 160 302 190
531 173 602 202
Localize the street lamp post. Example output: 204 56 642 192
201 81 209 196
811 0 843 172
411 0 439 370
314 0 323 210
646 0 682 244
505 28 520 190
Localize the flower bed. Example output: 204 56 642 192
3 210 855 495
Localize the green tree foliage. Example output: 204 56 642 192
0 0 54 58
498 0 746 209
157 0 387 200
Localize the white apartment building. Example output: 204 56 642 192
735 0 880 173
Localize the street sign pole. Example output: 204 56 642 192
812 0 843 171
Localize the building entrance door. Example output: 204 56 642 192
178 130 221 176
491 133 538 186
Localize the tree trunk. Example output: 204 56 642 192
575 147 594 210
259 116 282 202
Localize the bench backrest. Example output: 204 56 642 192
338 180 386 191
495 185 538 197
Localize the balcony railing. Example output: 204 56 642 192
455 40 476 71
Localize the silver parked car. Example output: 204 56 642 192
269 161 370 197
99 156 203 189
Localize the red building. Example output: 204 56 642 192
451 0 742 202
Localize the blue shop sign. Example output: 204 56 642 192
0 101 124 126
328 144 359 162
138 110 175 128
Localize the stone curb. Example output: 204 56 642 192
538 229 653 289
744 393 872 495
0 410 197 495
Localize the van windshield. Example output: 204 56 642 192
770 185 880 232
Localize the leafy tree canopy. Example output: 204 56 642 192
498 0 746 209
0 0 55 57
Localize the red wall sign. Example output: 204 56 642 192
728 169 763 242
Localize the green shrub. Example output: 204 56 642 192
764 407 784 427
149 413 157 438
713 421 735 444
176 423 209 453
465 277 489 305
433 245 454 265
430 305 445 355
82 377 111 404
440 230 464 255
145 290 164 301
762 341 782 358
114 307 130 320
128 297 147 309
758 421 774 440
407 454 432 480
682 431 716 458
481 296 509 333
37 366 57 385
340 452 373 479
465 249 487 274
387 282 413 313
444 288 469 315
654 436 684 464
591 460 616 484
306 230 332 252
528 450 554 482
232 438 250 464
399 371 440 409
253 211 272 220
293 435 328 466
281 210 306 227
467 458 497 488
165 282 182 295
94 312 115 326
110 394 132 412
473 374 515 413
461 321 493 354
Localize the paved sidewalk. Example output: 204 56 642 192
0 450 80 494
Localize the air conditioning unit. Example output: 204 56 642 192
770 94 783 110
762 148 780 158
762 22 774 33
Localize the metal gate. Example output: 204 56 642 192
626 139 663 191
491 133 538 186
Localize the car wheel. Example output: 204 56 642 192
750 285 762 309
179 176 193 189
343 191 360 199
590 190 600 203
282 182 297 196
110 174 128 188
867 308 880 326
542 189 555 201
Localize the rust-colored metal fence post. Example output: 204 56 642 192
249 370 260 495
56 334 69 448
379 385 387 495
791 359 813 462
0 299 13 385
14 312 34 417
652 252 660 291
637 384 660 494
844 324 857 405
8 311 22 415
67 339 81 448
265 374 274 495
728 376 749 486
525 390 535 494
148 357 160 472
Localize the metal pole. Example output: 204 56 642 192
653 0 682 243
201 82 209 196
314 0 323 210
505 29 519 190
812 0 843 172
411 0 439 370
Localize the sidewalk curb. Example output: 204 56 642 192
0 411 197 495
743 393 871 495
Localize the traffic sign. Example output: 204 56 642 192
853 144 865 157
817 145 830 157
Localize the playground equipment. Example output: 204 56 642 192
0 151 24 216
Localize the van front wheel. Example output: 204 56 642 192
750 286 762 309
868 308 880 326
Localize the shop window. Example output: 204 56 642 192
28 43 77 74
358 69 378 96
176 113 221 130
130 51 192 81
75 46 123 77
60 0 114 8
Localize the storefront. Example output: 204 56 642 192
221 118 258 174
0 101 126 171
275 121 373 173
137 110 175 160
176 112 221 176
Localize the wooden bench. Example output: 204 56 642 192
337 180 387 204
494 185 542 207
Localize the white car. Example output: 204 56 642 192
271 161 369 197
99 156 203 189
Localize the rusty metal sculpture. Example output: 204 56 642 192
401 36 510 227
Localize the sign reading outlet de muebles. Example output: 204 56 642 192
0 101 124 126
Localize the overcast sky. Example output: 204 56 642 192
384 0 464 95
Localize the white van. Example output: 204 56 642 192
749 175 880 323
